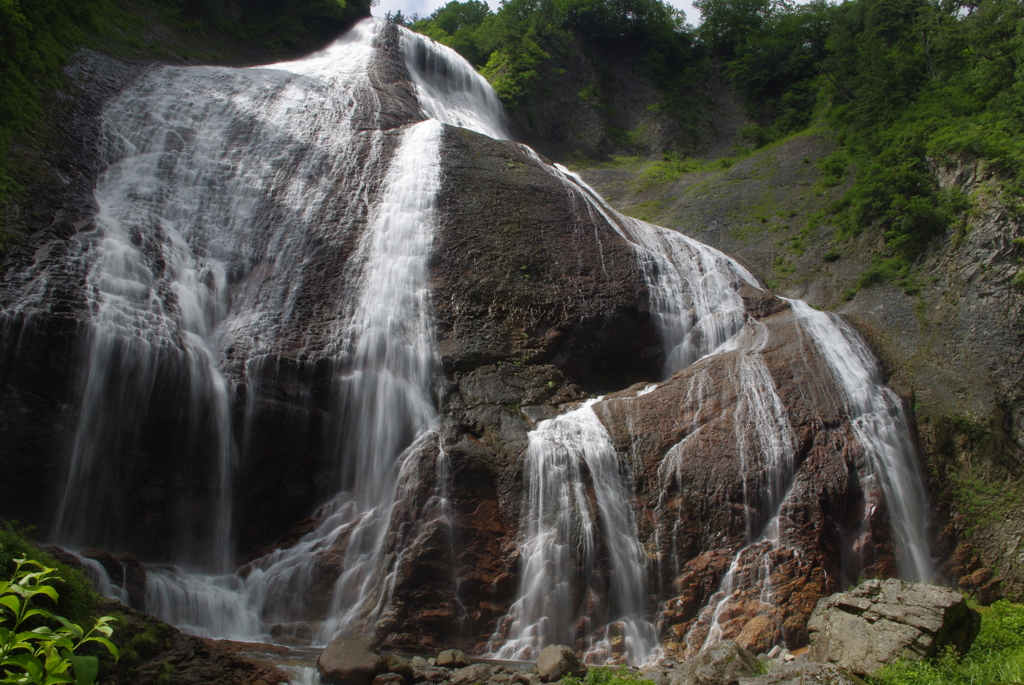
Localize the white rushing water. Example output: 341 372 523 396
488 400 658 665
51 18 388 569
400 27 510 140
44 17 458 643
786 299 934 582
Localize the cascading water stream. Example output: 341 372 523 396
786 299 934 582
488 400 658 665
488 148 766 666
676 323 799 653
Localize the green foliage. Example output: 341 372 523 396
949 414 991 443
563 666 656 685
410 0 691 106
869 601 1024 685
0 557 118 685
0 530 98 629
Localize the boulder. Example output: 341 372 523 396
669 641 758 685
410 657 451 683
438 649 473 668
373 676 406 685
451 664 494 685
638 666 671 685
807 579 980 675
738 662 863 685
536 645 586 682
317 637 386 685
383 655 414 680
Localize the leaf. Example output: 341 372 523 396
1 651 44 680
20 609 56 624
53 617 82 639
0 595 20 616
42 675 76 685
66 655 98 685
81 636 118 660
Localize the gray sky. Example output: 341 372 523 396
371 0 704 29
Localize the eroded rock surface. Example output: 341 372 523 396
807 579 980 675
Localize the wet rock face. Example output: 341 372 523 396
807 579 980 675
588 298 895 658
0 48 155 540
99 601 289 685
370 126 663 653
432 126 659 387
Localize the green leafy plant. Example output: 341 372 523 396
0 557 118 685
564 666 656 685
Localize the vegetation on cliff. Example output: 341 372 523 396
411 0 1022 286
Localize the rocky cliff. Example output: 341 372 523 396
0 14 950 667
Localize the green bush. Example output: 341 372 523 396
0 556 118 685
564 666 656 685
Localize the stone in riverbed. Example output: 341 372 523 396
410 657 452 683
807 578 980 676
451 663 494 685
536 645 586 683
373 675 406 685
317 637 386 685
384 655 414 680
438 649 473 668
669 640 758 685
738 662 863 684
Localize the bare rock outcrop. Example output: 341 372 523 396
807 579 980 675
536 645 587 682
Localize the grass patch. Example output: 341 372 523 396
564 667 656 685
869 600 1024 685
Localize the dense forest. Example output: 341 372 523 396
405 0 1023 289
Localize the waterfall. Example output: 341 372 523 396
49 17 388 569
488 400 658 665
488 144 776 666
786 299 934 582
22 17 453 642
399 27 510 140
6 9 936 663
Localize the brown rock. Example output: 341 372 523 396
437 649 472 668
317 637 385 685
450 664 494 685
536 645 586 682
373 675 406 685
